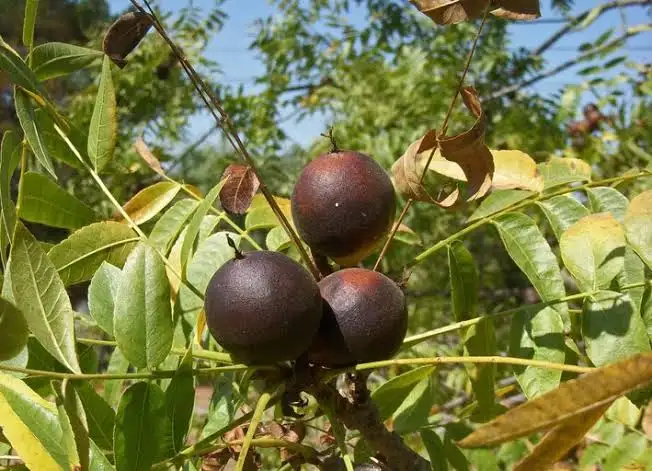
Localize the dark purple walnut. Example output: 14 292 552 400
204 250 323 364
306 268 408 367
291 151 396 266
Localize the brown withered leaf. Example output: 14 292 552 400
133 137 164 177
392 87 493 208
458 352 652 449
219 164 260 215
513 401 612 471
391 129 438 203
411 0 540 25
103 12 154 68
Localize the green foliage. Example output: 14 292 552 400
0 1 650 470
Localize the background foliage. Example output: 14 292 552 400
0 0 651 470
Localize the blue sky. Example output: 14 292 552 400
108 0 651 147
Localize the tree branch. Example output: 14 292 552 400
486 24 651 102
309 381 430 470
532 0 652 57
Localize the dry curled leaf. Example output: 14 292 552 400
219 164 260 215
103 12 154 68
411 0 540 25
458 352 652 449
513 401 612 471
392 87 493 208
133 137 164 177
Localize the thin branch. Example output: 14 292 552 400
236 390 276 471
487 24 652 102
411 170 652 267
130 0 321 280
0 363 254 380
401 281 650 348
354 356 594 374
308 381 430 470
532 0 652 56
76 337 234 364
373 4 491 271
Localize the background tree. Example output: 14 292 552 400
0 0 651 470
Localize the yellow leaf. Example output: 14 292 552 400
458 352 652 448
117 181 181 225
196 309 206 345
0 372 73 470
624 189 652 270
513 401 612 471
560 213 626 292
537 156 591 189
490 149 544 192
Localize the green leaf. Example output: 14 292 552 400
587 187 629 223
536 194 589 241
88 262 121 337
623 190 652 270
493 212 567 396
149 199 199 254
0 343 29 379
0 371 73 470
0 35 44 95
76 382 116 452
119 181 181 226
90 439 115 471
420 430 448 471
114 382 167 471
14 88 56 177
0 297 29 361
180 179 227 278
642 288 652 344
244 193 292 231
52 381 84 470
9 223 80 372
19 171 97 229
583 291 650 368
537 157 591 190
493 213 568 317
188 232 239 294
617 247 646 314
467 189 534 222
509 306 565 398
31 42 102 81
266 225 291 251
48 221 139 286
560 213 626 292
14 88 82 171
448 241 478 321
161 351 195 458
88 56 117 172
605 396 641 427
392 376 433 433
464 316 497 418
114 243 173 369
103 348 128 407
22 0 39 48
200 376 237 439
0 132 20 266
175 232 240 323
602 433 648 471
371 366 436 420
